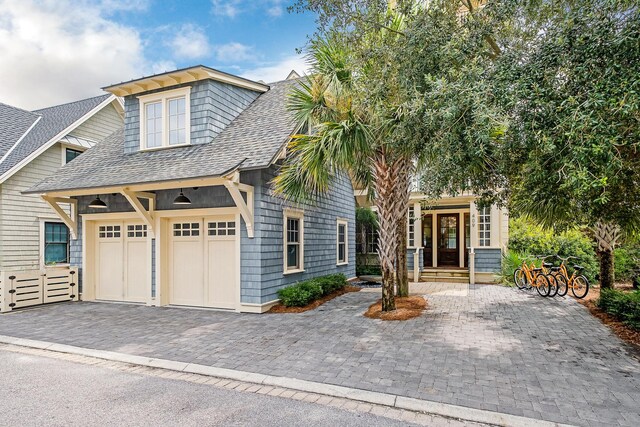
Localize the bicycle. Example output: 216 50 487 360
537 254 562 298
513 257 553 297
555 256 590 299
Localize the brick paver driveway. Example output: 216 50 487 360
1 285 639 426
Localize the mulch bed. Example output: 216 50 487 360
364 296 428 321
268 286 361 313
577 283 640 351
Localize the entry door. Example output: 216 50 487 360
422 214 433 267
169 219 204 306
437 214 459 267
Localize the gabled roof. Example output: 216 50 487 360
0 103 40 160
0 94 117 184
26 78 300 194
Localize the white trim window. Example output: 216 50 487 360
42 221 70 265
283 209 304 274
407 209 415 248
479 206 491 247
138 87 191 150
336 219 348 265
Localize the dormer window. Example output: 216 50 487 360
138 87 190 150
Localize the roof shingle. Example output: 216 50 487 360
27 79 299 194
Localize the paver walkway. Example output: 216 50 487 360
1 285 639 426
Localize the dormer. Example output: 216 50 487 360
103 65 270 154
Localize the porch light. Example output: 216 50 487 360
88 195 107 209
173 189 191 205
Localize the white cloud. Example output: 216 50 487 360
211 0 242 18
168 24 211 59
211 0 286 19
241 55 309 83
0 0 151 109
214 42 253 62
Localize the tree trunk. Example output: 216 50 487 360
591 221 621 290
597 250 615 289
396 214 409 296
373 150 401 312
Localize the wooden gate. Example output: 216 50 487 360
0 268 78 313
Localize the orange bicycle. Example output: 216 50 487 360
554 256 590 299
514 257 553 297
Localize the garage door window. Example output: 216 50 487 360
173 222 200 237
127 224 147 238
208 221 236 236
99 225 121 238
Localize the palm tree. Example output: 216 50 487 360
273 29 410 311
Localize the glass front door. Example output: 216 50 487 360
422 214 433 267
437 214 459 267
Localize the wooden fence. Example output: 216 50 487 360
0 268 78 313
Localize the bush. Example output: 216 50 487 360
277 274 348 307
614 247 640 281
498 250 533 286
508 217 598 282
356 265 381 276
597 289 640 330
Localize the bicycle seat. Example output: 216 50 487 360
543 263 553 268
573 265 584 270
533 268 542 272
551 266 561 272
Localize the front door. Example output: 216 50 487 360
422 214 433 267
437 214 459 267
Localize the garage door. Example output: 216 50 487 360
168 216 237 309
95 221 149 303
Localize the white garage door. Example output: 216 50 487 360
169 216 237 309
95 221 149 303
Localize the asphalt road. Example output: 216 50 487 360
0 349 415 427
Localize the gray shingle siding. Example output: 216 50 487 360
70 215 83 291
123 80 260 153
475 248 502 273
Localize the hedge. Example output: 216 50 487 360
597 289 640 331
278 274 348 307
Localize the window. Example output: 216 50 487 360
337 220 348 265
44 222 69 264
65 148 83 164
99 225 121 239
173 222 200 237
478 206 491 247
127 224 147 238
408 209 415 248
284 210 304 273
208 221 236 236
139 87 190 150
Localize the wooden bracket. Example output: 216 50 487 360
223 179 254 238
41 196 78 239
121 188 156 236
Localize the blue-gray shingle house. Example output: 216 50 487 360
27 66 356 313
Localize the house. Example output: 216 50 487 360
26 66 355 313
0 95 124 274
355 187 508 284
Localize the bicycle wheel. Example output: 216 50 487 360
571 275 590 299
535 275 551 297
555 274 568 297
514 268 527 290
546 274 559 297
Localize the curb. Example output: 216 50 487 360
0 335 571 427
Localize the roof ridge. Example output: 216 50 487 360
32 93 110 113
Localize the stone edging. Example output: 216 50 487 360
0 334 572 427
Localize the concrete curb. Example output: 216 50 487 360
0 335 572 427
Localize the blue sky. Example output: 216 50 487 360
0 0 316 109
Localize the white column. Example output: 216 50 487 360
470 201 479 248
459 212 465 268
413 202 422 281
432 214 438 267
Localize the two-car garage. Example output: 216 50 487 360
89 212 239 310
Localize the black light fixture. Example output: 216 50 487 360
173 188 192 205
88 195 107 209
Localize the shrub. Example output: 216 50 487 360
614 247 640 281
277 274 348 307
597 289 640 331
508 217 598 282
356 265 381 276
498 250 532 286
